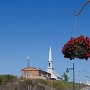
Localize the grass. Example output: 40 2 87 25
0 75 87 90
32 78 87 90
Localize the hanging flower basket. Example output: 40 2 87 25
62 35 90 60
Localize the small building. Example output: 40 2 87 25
21 66 51 79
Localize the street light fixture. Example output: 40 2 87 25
67 63 75 90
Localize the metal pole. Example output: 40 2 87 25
28 59 29 67
73 63 75 90
27 56 30 67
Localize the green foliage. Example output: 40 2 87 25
0 74 17 85
0 76 87 90
63 72 69 82
29 79 87 90
52 80 65 90
35 79 48 85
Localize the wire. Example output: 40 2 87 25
73 16 79 37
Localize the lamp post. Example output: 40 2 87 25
67 63 75 90
73 63 75 90
78 71 81 90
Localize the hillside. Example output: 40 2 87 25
0 75 87 90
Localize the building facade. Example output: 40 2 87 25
21 66 51 79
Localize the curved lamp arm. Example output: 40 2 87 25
74 0 90 16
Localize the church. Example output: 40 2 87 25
21 46 61 80
47 46 61 80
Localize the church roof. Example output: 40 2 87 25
21 66 39 71
21 66 51 75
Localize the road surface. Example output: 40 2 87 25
80 86 90 90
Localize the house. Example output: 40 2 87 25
21 66 51 79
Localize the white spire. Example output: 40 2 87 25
47 46 61 80
47 46 53 73
49 46 52 62
48 46 53 68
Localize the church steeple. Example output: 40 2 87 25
47 46 61 80
48 46 53 68
47 46 54 73
49 46 52 61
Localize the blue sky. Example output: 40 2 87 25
0 0 90 83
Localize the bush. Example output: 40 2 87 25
0 74 17 85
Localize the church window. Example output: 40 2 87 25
24 72 28 78
30 71 32 76
49 63 50 66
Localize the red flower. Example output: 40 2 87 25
62 35 90 60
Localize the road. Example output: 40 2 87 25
80 86 90 90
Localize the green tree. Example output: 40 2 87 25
63 72 69 82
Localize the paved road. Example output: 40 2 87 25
80 86 90 90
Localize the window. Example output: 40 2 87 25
30 71 32 77
24 72 28 78
49 63 50 66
